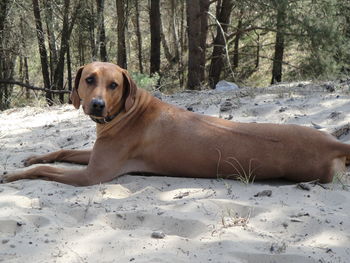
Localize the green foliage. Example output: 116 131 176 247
292 0 345 79
131 72 160 91
1 0 350 109
229 0 350 85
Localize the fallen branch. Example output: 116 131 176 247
0 79 71 94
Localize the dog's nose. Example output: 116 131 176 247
90 98 105 116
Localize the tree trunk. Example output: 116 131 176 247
116 0 127 69
89 0 97 60
215 0 222 18
150 0 161 75
19 54 24 83
255 31 260 69
78 30 85 65
134 0 143 73
186 0 202 89
44 0 57 84
0 0 8 109
170 0 180 63
32 0 52 104
233 11 243 69
19 17 24 83
67 43 72 92
96 0 108 61
54 0 70 103
160 18 173 64
271 1 287 84
186 0 210 89
208 0 234 89
199 0 210 82
0 1 7 33
179 0 186 88
24 57 30 99
19 16 30 98
0 57 15 109
53 0 81 103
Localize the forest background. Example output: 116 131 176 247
0 0 349 110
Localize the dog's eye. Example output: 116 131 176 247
109 82 118 90
86 77 94 84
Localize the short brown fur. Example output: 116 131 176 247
3 62 350 185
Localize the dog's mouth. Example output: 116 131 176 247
89 107 125 124
89 114 109 124
89 112 105 118
82 104 106 119
89 109 106 118
89 112 118 124
86 111 108 121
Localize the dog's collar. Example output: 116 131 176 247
89 107 123 124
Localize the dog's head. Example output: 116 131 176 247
70 62 136 120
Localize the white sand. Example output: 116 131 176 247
1 83 350 262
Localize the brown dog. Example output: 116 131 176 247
3 62 350 185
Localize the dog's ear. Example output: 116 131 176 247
70 66 84 109
122 69 137 112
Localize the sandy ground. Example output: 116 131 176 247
1 82 350 263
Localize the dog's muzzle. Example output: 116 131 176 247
89 98 105 117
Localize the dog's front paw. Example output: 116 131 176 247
0 171 7 183
0 171 18 184
23 156 43 167
1 171 26 183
